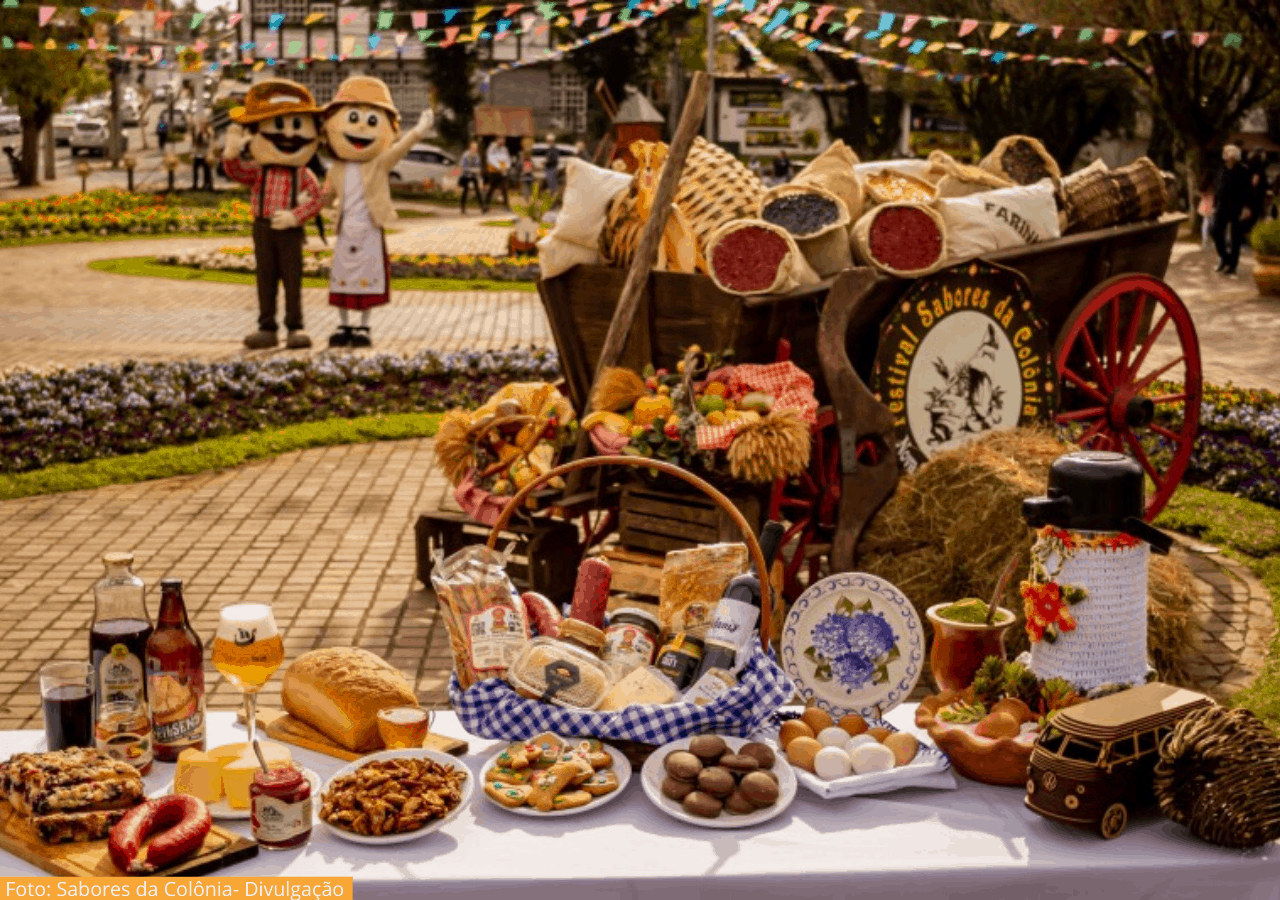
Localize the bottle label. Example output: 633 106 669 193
100 645 144 705
705 598 760 650
252 793 312 843
682 669 738 707
602 624 657 676
147 668 206 748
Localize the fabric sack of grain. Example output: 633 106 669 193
759 183 853 276
929 149 1015 198
1061 156 1169 234
790 139 864 217
936 178 1061 263
539 159 634 279
852 202 949 278
862 167 938 207
707 218 820 296
854 157 937 184
979 135 1062 191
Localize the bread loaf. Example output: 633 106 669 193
282 648 418 752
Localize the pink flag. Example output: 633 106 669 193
958 19 977 37
412 11 427 28
811 5 833 30
1051 24 1063 39
227 13 242 27
1191 31 1208 46
155 10 173 27
902 13 918 32
38 6 55 26
573 8 586 25
316 37 327 51
1103 27 1119 44
597 11 610 26
151 45 163 60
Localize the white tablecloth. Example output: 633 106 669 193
2 707 1278 899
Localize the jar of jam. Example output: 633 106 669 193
654 633 705 690
250 767 313 850
95 699 153 775
602 608 661 679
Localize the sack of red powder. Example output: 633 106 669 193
851 202 949 278
707 219 820 296
759 183 853 277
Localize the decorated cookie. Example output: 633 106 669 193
486 766 530 786
529 762 579 812
485 780 532 808
528 732 565 767
551 790 593 811
582 770 619 797
496 743 531 770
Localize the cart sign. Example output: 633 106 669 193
872 261 1056 473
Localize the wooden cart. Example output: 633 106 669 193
534 213 1199 600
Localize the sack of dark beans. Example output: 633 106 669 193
979 136 1062 191
790 139 864 217
851 202 949 278
759 183 853 277
707 218 821 296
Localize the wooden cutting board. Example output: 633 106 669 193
0 802 257 877
241 708 469 761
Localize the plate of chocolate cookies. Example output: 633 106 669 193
640 734 797 829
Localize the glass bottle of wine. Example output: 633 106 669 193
694 520 786 679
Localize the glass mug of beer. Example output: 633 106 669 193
211 603 284 745
376 707 434 749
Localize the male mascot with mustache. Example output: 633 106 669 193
223 80 324 350
321 76 433 348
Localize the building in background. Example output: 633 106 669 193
713 75 829 163
482 21 590 140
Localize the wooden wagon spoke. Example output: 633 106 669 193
1123 309 1171 383
1118 291 1146 379
1149 422 1184 444
1078 325 1112 392
1062 368 1110 404
1148 392 1188 405
1106 293 1121 381
1134 355 1185 393
1076 418 1109 448
1123 430 1164 492
1054 405 1107 423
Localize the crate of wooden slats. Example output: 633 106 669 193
618 482 764 556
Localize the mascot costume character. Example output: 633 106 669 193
223 80 324 350
321 76 434 348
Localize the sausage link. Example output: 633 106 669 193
109 795 212 874
521 591 562 638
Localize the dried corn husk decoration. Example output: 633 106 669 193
727 407 811 482
436 409 476 484
590 366 648 413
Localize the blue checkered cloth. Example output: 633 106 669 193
448 644 794 744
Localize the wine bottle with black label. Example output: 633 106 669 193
693 520 786 679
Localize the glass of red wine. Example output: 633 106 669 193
40 661 95 750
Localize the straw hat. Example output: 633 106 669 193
229 80 322 123
324 76 399 120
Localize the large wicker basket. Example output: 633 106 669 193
600 137 763 272
1061 157 1169 234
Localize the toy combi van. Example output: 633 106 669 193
1025 682 1213 839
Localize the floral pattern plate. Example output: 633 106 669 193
780 573 923 719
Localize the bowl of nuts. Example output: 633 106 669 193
319 749 473 844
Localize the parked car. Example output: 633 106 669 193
120 102 141 127
0 108 20 136
529 142 577 177
1025 682 1213 839
69 119 129 156
52 113 81 145
158 108 189 136
390 143 457 190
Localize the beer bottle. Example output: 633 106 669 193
145 579 206 761
694 520 786 679
90 552 152 718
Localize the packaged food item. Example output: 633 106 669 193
682 668 738 707
431 545 529 688
281 647 418 752
251 766 313 850
601 607 661 679
94 699 153 776
654 633 706 690
658 543 749 637
598 666 680 711
507 628 614 710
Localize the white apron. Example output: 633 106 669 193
329 161 386 295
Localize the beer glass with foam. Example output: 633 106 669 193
212 603 283 745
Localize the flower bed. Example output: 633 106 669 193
156 246 539 282
0 189 252 240
0 349 559 474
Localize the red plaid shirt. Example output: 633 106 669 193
223 157 322 223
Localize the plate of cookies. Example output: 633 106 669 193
479 732 632 817
640 734 797 829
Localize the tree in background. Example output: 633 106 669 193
0 5 109 185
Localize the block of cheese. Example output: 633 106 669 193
598 666 679 712
219 742 292 809
282 647 419 752
173 748 221 803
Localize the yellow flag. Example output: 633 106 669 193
252 60 265 70
304 11 324 25
990 21 1010 39
794 13 807 29
879 32 895 47
926 40 943 52
1127 29 1147 45
45 38 57 49
474 5 493 19
843 6 861 26
115 9 133 23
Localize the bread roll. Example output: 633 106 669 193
282 648 418 752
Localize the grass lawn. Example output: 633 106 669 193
1157 485 1280 729
394 207 438 219
0 413 442 502
88 256 538 293
0 229 252 249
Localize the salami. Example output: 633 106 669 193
521 591 563 638
108 795 211 874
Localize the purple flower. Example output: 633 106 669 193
811 611 896 660
829 652 875 690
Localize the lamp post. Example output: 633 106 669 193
704 1 715 143
123 154 137 191
76 160 91 193
163 151 179 192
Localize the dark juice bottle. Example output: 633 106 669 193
146 579 206 761
90 552 152 717
694 520 786 678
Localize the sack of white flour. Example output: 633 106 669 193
936 178 1061 262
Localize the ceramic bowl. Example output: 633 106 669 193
915 693 1038 787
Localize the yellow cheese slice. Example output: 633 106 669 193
210 741 292 809
173 748 222 803
598 667 679 711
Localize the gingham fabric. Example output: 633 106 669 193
224 157 323 223
695 361 819 451
448 643 794 744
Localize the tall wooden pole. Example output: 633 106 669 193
704 2 715 141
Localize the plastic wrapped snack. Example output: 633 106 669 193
658 543 749 637
431 545 529 688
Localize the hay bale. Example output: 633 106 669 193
858 428 1195 680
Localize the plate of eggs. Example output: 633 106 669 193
772 707 957 800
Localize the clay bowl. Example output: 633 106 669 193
915 693 1037 787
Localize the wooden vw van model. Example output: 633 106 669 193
1025 682 1213 839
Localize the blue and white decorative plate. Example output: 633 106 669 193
781 573 924 719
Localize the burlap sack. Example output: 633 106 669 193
791 139 864 218
707 218 821 296
759 183 853 276
863 168 937 206
929 149 1014 198
851 202 949 278
979 136 1062 190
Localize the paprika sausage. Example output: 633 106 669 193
109 795 212 874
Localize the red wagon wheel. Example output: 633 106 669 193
1053 274 1201 520
768 409 843 602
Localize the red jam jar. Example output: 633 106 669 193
250 767 313 850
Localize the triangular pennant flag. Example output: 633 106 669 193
341 35 355 54
377 9 394 28
253 60 264 70
115 9 132 22
928 16 945 28
843 26 860 41
443 8 459 22
1078 28 1093 41
536 1 556 19
901 13 919 32
1017 23 1035 36
810 5 832 30
16 40 32 48
304 11 323 25
793 14 808 30
534 22 548 33
990 22 1010 39
978 47 991 56
597 11 610 26
368 33 380 48
991 50 1005 62
315 37 327 51
843 6 860 26
417 29 432 41
573 8 586 25
125 43 135 53
475 5 493 19
341 12 356 24
411 11 426 28
268 13 284 28
896 35 910 47
190 12 204 28
193 39 206 50
879 32 895 47
1222 32 1242 47
287 38 302 53
876 11 893 31
442 24 460 44
38 6 55 26
925 40 942 52
226 13 241 27
1127 29 1146 45
469 22 483 38
554 16 568 26
1 1 15 9
80 7 95 17
151 45 163 60
394 30 407 46
155 10 172 27
1103 27 1119 44
907 38 925 54
1191 31 1208 46
958 19 977 37
504 2 523 14
1051 24 1063 39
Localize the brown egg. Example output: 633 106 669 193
867 726 893 743
801 707 835 735
991 697 1035 725
974 711 1021 739
785 736 822 773
882 732 919 766
838 714 868 737
778 719 815 750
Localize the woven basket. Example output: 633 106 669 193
600 137 763 272
1062 157 1169 235
1154 706 1280 849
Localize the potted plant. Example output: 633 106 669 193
1251 220 1280 296
924 554 1019 692
509 182 555 256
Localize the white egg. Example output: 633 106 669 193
849 742 896 775
817 726 850 747
814 746 852 780
844 734 878 755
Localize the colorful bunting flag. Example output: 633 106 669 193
378 10 394 28
155 10 172 27
417 29 432 41
1102 27 1119 43
1222 32 1242 47
957 18 977 36
598 11 611 26
395 30 408 46
990 21 1010 39
442 25 460 44
1051 24 1063 39
304 11 324 25
504 3 524 16
843 6 860 26
876 11 893 31
1017 24 1035 36
287 39 301 53
573 8 586 25
115 9 131 22
341 13 356 24
315 37 327 51
227 13 242 27
268 13 284 29
925 40 942 52
907 38 924 54
1191 31 1208 46
1077 27 1093 41
368 33 380 48
878 32 894 47
1127 29 1146 45
38 6 55 26
341 35 355 54
80 7 95 16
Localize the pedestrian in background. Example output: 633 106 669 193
190 116 214 191
544 134 560 196
519 150 534 200
1212 144 1252 276
484 138 510 211
772 149 791 185
156 116 168 151
458 141 485 214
